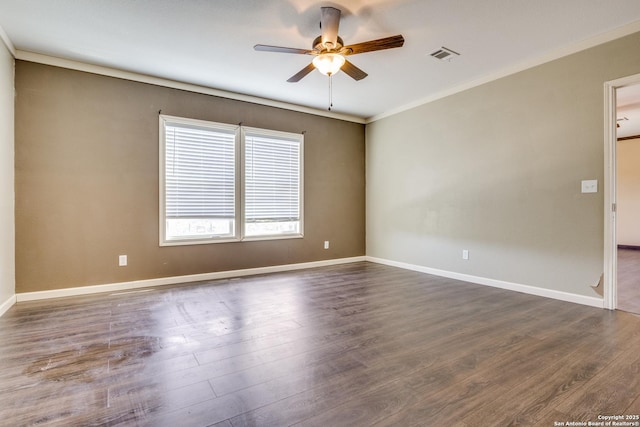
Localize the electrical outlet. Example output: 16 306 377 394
462 250 469 260
324 241 329 249
118 255 127 267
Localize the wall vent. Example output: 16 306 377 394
430 47 460 61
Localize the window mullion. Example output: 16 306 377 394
237 127 245 241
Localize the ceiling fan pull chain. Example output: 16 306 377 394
328 74 333 111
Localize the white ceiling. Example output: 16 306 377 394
2 1 640 120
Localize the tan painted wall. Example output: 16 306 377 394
0 42 14 304
15 61 365 293
367 31 640 297
617 137 640 246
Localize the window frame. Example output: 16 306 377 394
159 114 304 246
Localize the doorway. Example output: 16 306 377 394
604 75 640 313
615 85 640 314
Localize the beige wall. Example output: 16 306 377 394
617 137 640 246
0 41 14 305
367 31 640 298
15 61 365 293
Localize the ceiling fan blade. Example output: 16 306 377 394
320 7 341 49
341 60 368 81
287 63 316 82
254 44 313 55
342 35 405 55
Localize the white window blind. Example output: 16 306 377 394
165 124 236 218
244 131 301 227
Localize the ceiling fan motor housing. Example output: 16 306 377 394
313 36 345 53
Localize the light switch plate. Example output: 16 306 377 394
581 180 598 193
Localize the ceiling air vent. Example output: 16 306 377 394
430 47 460 61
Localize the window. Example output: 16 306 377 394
160 115 303 245
244 128 301 237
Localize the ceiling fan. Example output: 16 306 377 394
254 6 404 83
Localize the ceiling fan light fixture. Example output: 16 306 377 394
312 53 345 76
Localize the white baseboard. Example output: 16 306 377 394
0 294 16 317
366 256 604 309
13 255 605 309
16 256 367 302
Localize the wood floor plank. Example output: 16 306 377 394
555 350 640 420
626 394 640 415
295 317 589 426
228 331 541 426
1 261 639 426
618 248 640 315
533 409 574 427
456 330 622 426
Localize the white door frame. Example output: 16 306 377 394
603 73 640 310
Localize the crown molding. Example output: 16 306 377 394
11 18 640 125
367 20 640 123
0 24 16 57
15 50 366 124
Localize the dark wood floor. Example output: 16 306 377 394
1 262 640 426
618 248 640 315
